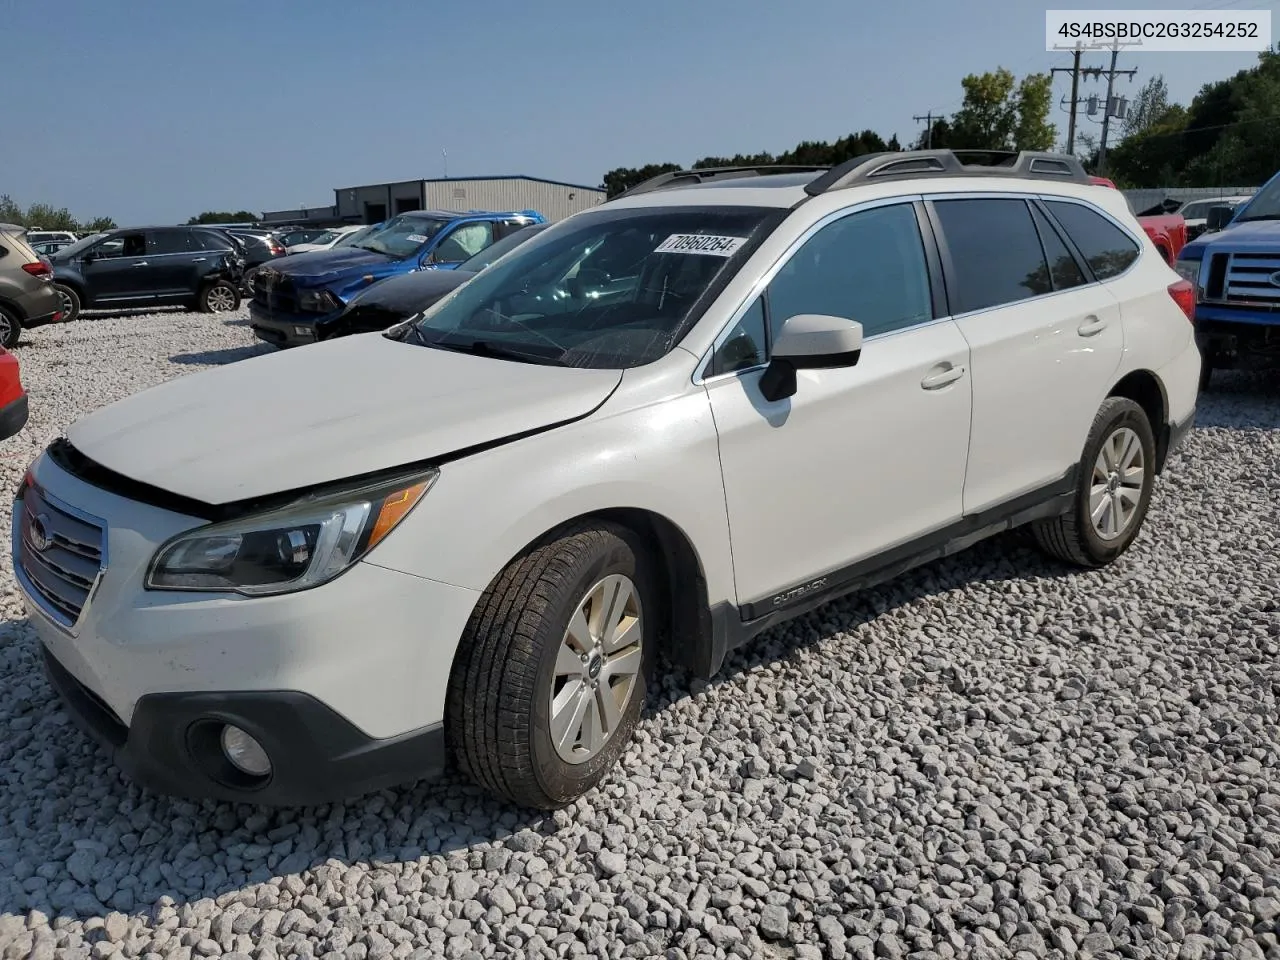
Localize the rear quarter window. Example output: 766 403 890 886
1044 200 1140 281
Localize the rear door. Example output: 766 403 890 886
144 229 202 299
927 195 1125 514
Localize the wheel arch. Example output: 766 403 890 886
492 506 719 678
1107 368 1171 470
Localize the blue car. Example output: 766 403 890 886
250 209 544 347
1174 168 1280 390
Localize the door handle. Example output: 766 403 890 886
921 364 966 390
192 257 208 262
1077 315 1108 337
131 261 150 267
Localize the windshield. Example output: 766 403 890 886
55 233 107 258
409 205 776 369
334 225 376 248
310 230 343 245
456 223 548 273
357 215 450 259
1236 178 1280 222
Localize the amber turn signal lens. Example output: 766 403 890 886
367 481 431 548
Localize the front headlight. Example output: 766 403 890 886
146 470 437 595
298 288 341 313
1174 259 1201 287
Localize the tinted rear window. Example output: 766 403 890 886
932 198 1052 313
1044 201 1139 280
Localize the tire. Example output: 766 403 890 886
446 522 656 809
241 266 259 296
53 284 81 323
198 281 240 313
1199 357 1213 393
1032 396 1156 569
0 307 20 349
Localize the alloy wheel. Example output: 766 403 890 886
549 573 644 764
206 285 236 312
1090 426 1145 541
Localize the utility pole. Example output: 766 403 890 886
1096 45 1138 176
1051 47 1083 153
913 112 937 149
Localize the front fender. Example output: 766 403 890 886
363 387 737 613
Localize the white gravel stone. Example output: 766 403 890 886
1 310 1279 959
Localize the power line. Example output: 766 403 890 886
913 112 939 148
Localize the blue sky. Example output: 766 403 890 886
5 0 1273 224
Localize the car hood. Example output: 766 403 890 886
1184 219 1280 257
65 334 622 505
345 269 476 315
267 247 401 285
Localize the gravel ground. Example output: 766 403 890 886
0 309 1278 960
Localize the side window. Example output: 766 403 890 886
932 199 1052 312
766 203 933 340
710 297 767 376
96 233 144 258
147 230 192 255
433 222 493 263
1044 200 1140 280
1029 205 1086 291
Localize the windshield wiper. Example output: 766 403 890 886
425 335 569 366
384 320 430 346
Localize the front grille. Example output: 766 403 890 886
1221 252 1280 307
17 483 105 627
252 271 299 313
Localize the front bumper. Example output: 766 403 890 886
248 301 328 348
14 453 482 804
0 393 28 440
43 645 447 805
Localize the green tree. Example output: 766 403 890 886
23 203 79 231
600 163 681 197
187 210 259 225
948 68 1057 151
1014 73 1056 150
1123 75 1171 138
82 216 117 233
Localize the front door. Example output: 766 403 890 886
927 196 1126 514
706 201 973 610
82 231 151 302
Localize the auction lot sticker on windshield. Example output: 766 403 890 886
406 234 430 243
654 234 747 257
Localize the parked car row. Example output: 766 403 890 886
12 150 1203 812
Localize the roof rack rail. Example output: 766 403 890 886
804 149 1090 196
607 165 831 203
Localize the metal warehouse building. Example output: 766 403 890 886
334 176 606 224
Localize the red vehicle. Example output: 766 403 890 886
0 348 29 440
1089 176 1187 264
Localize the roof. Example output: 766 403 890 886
336 175 606 194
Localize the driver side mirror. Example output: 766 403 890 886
81 252 97 264
759 314 863 402
1206 205 1234 231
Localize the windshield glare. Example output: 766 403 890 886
457 224 547 272
358 215 449 259
412 206 774 369
1237 179 1280 221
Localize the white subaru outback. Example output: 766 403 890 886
14 151 1200 810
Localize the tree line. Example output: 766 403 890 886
1105 49 1278 188
0 195 115 234
601 68 1058 196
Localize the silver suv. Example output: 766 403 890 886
0 227 62 348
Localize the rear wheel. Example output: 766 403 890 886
53 284 81 323
1032 397 1156 568
0 307 19 349
446 523 654 809
1199 356 1213 393
199 281 240 313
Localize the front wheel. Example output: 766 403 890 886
446 523 654 809
53 284 81 323
1032 396 1156 568
198 281 240 313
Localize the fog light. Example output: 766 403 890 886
293 326 311 336
220 724 271 777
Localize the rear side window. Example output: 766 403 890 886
1029 205 1086 291
192 231 234 252
148 230 192 255
1044 200 1140 280
932 198 1052 313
